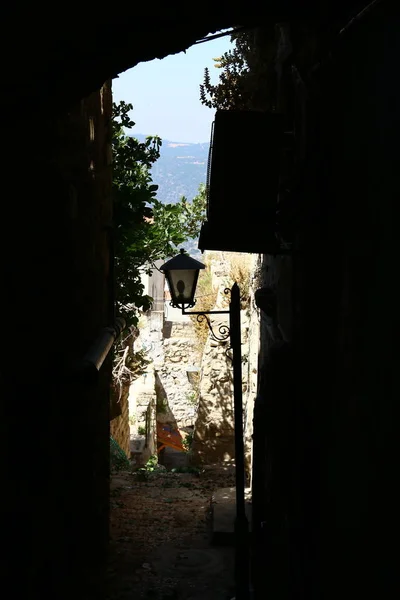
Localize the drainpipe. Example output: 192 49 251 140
73 317 126 384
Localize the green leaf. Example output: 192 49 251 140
112 100 206 325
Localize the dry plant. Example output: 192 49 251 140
190 253 252 349
190 257 218 348
222 253 252 310
112 326 151 400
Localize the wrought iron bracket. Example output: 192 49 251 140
194 312 230 343
175 288 232 343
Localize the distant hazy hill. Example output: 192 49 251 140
133 134 209 205
131 134 209 257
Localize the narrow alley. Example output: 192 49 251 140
3 5 398 600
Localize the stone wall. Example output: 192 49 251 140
129 369 157 464
192 320 235 464
242 255 263 478
157 320 201 428
2 81 114 597
110 384 130 457
127 299 164 462
127 253 261 469
128 298 202 456
192 252 258 471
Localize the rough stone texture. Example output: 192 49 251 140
131 307 201 431
212 487 252 543
192 330 234 464
128 369 157 464
242 255 263 480
110 384 130 457
127 302 164 462
130 403 157 467
192 252 256 467
130 370 156 428
157 320 201 428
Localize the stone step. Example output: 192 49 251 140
212 487 252 546
160 446 189 470
129 434 146 454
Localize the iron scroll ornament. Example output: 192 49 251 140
169 286 233 354
195 287 231 343
195 313 230 343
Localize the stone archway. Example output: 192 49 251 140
1 2 380 597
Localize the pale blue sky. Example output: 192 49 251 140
112 33 232 143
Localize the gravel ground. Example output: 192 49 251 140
106 465 236 600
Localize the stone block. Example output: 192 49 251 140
212 487 252 545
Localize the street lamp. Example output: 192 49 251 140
160 248 205 309
160 249 250 600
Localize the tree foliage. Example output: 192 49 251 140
199 28 276 111
200 33 254 109
111 101 206 401
112 101 206 325
178 183 207 240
